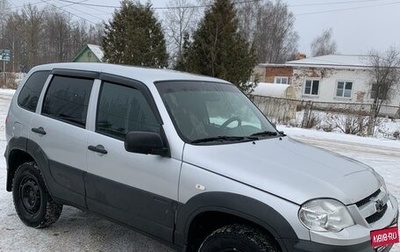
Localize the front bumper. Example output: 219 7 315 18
289 239 393 252
281 194 399 252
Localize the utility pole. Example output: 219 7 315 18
0 0 6 13
0 49 10 85
0 0 5 42
0 0 9 85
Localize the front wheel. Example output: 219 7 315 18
12 162 63 228
199 224 279 252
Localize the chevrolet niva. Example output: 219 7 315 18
5 63 399 252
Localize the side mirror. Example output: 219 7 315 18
125 131 170 157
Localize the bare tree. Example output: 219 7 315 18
163 0 199 67
70 20 90 58
19 4 45 69
1 4 104 72
237 0 298 63
310 28 337 57
235 0 261 43
1 13 23 72
44 7 71 62
88 23 104 45
367 47 400 134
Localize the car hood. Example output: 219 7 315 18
182 137 381 205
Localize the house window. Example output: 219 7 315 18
336 81 353 98
370 83 387 100
274 77 288 84
371 83 377 99
304 80 319 95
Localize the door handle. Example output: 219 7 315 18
88 145 108 155
31 127 46 135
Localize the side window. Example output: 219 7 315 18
336 81 353 98
96 82 159 140
304 79 319 95
17 70 50 112
274 76 288 84
42 75 93 128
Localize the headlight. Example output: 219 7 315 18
299 199 355 232
375 172 388 193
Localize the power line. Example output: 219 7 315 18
8 1 43 10
295 0 400 16
40 0 98 24
57 0 118 8
8 0 400 21
9 0 258 24
51 0 396 10
55 0 112 17
290 0 389 7
56 0 263 10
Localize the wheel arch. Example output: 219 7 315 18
175 192 298 252
6 137 50 192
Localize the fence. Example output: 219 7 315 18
250 95 400 137
251 95 298 125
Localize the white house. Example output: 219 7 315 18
256 54 400 116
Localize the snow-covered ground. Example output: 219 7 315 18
0 89 399 251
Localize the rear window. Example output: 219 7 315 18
42 75 93 128
17 71 50 112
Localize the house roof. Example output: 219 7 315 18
286 54 372 68
72 44 104 62
259 54 374 70
87 44 104 61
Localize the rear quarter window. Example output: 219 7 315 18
17 70 50 112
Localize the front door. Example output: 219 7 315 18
86 79 181 241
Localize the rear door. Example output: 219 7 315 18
30 70 97 208
85 75 181 241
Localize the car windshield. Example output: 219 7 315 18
155 81 279 144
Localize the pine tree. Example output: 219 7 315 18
186 0 256 92
101 0 168 68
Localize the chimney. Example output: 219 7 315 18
295 53 306 60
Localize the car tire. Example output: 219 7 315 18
198 224 279 252
12 162 63 228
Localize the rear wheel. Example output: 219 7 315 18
12 162 63 228
199 224 279 252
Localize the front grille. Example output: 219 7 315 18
366 204 387 223
356 189 389 224
356 189 381 207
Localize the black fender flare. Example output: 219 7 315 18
6 136 86 208
6 136 50 192
174 192 298 250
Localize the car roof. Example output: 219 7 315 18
30 62 230 85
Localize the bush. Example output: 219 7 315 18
332 114 369 136
393 131 400 140
302 112 321 129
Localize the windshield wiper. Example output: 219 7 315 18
250 131 280 138
191 136 247 144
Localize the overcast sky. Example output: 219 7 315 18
9 0 400 57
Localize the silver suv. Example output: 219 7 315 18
5 63 399 252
